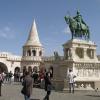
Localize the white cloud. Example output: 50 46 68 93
1 33 7 38
0 26 15 39
4 26 11 31
63 26 71 34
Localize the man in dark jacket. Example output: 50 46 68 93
21 71 33 100
43 72 52 100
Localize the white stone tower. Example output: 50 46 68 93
21 20 43 72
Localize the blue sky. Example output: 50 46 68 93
0 0 100 56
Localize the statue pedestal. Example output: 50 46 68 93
52 39 100 91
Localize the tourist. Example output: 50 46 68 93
32 70 38 84
0 71 3 96
14 71 17 82
43 72 52 100
9 71 13 84
21 71 33 100
2 71 6 84
20 72 23 82
67 69 76 93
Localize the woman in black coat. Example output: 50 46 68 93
21 71 33 100
43 72 52 100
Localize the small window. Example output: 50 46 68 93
23 66 27 75
28 66 32 72
39 51 42 56
32 50 36 56
27 50 31 56
33 66 38 72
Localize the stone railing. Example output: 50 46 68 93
22 56 42 61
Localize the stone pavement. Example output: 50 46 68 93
0 83 100 100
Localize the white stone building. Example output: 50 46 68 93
0 20 43 73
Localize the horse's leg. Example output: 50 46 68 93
88 30 90 39
70 28 74 39
84 32 87 40
72 32 73 39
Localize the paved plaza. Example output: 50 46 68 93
0 83 100 100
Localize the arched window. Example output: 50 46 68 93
14 67 20 73
28 66 32 73
33 66 38 72
27 50 31 56
23 66 27 74
32 50 36 56
39 51 42 56
0 62 8 73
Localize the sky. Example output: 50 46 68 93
0 0 100 56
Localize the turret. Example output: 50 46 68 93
21 20 43 72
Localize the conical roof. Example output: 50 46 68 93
25 20 42 46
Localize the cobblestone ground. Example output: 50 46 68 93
0 83 100 100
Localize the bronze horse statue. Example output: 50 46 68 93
64 16 90 39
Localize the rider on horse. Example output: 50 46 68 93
64 10 90 40
73 10 87 30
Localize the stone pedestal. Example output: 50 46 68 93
52 39 100 91
62 39 100 90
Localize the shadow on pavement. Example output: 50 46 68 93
30 99 40 100
86 95 100 97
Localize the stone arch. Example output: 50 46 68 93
23 66 27 75
27 50 31 56
28 66 32 72
32 50 36 56
0 62 8 73
14 67 20 73
33 66 38 72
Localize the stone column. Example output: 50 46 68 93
84 48 87 59
94 49 97 59
70 47 75 60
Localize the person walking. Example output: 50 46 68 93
0 71 3 96
67 69 76 93
21 71 33 100
9 71 13 84
43 72 52 100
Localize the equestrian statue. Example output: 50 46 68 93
64 10 90 40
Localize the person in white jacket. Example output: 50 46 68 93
67 69 76 93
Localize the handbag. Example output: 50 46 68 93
21 87 26 95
